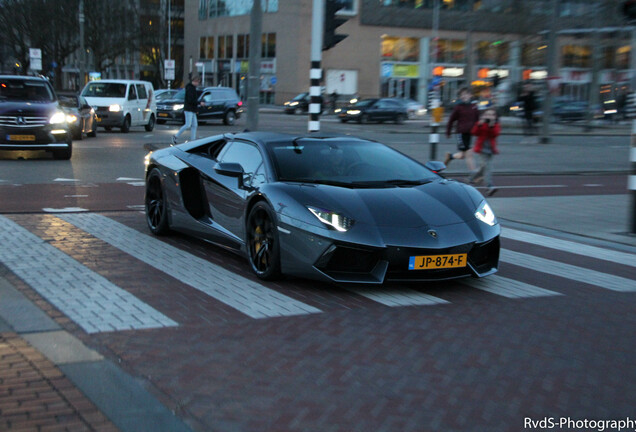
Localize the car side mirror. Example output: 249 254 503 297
214 162 245 188
425 161 446 173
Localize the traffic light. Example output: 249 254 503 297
323 0 348 51
623 0 636 20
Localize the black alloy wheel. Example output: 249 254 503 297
247 202 281 280
145 168 170 235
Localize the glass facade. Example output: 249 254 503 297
199 0 278 19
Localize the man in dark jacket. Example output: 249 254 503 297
444 87 479 171
173 75 201 144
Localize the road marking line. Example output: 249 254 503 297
501 248 636 292
58 213 322 319
116 177 143 181
0 215 178 333
42 207 88 213
502 227 636 268
348 288 449 306
463 275 561 298
54 178 80 182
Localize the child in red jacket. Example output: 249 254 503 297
469 108 500 196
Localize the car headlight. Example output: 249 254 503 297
49 111 67 124
65 114 78 124
475 201 496 226
289 101 299 106
347 109 361 115
307 207 354 232
109 104 122 112
173 104 184 111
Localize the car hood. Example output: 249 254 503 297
0 101 58 117
82 96 126 107
278 180 478 228
157 97 184 105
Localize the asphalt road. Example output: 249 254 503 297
1 113 635 432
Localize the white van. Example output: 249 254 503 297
81 80 156 133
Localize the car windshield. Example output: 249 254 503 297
81 82 127 98
171 89 186 101
0 79 55 102
352 99 375 108
270 138 438 187
292 93 308 101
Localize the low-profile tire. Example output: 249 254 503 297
121 115 131 133
223 110 236 126
145 168 170 235
157 119 166 125
145 114 155 131
53 142 72 160
359 114 369 124
395 114 405 125
246 202 281 280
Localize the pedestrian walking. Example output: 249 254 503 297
519 82 537 136
444 87 479 171
172 75 201 144
468 108 500 196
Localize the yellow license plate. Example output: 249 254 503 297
8 135 35 141
408 253 468 270
96 117 102 122
158 113 169 117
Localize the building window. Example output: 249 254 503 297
207 0 278 18
562 44 591 68
261 33 276 58
237 34 249 59
476 40 509 65
199 0 207 19
381 36 419 62
207 36 215 59
521 43 546 67
338 0 357 14
200 37 207 59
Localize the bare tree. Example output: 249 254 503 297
83 0 141 76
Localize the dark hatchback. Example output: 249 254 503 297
0 75 72 159
156 86 243 126
283 92 324 114
338 98 408 124
59 93 98 140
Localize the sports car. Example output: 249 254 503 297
144 132 500 284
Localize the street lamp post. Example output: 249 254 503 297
79 0 85 89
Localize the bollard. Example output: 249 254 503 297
429 122 439 160
630 119 636 234
430 101 443 161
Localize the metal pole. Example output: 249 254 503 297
428 0 440 159
167 0 171 89
540 0 559 144
247 0 262 131
309 0 324 133
78 0 85 89
630 120 636 234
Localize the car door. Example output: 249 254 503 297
135 83 151 123
202 140 264 241
126 84 140 124
198 91 214 120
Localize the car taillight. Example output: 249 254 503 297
237 101 243 107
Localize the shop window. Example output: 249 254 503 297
261 33 276 58
200 37 207 59
207 36 215 59
562 44 591 68
238 34 249 59
381 36 419 62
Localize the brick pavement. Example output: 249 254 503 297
0 332 118 432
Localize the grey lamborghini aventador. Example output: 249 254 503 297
144 131 500 284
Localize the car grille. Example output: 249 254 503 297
157 104 170 110
0 115 48 127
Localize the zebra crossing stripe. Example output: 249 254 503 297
58 213 322 319
501 227 636 268
463 275 561 298
349 288 449 307
0 216 178 333
500 249 636 292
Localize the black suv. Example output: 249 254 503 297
156 86 243 126
0 75 72 159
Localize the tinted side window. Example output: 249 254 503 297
136 84 147 99
128 85 137 100
218 141 264 187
